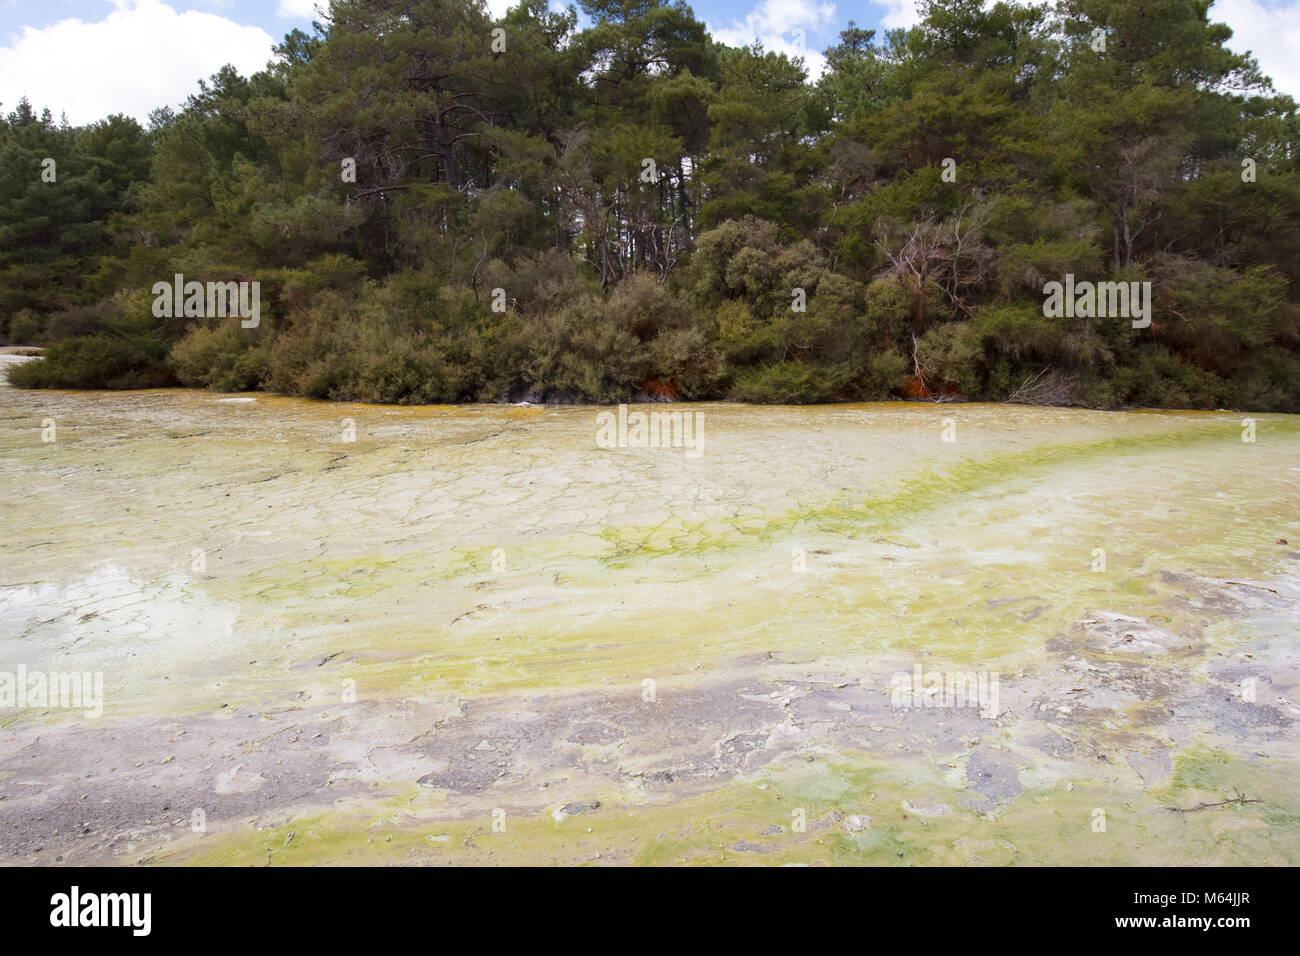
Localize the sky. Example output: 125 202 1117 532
0 0 1297 126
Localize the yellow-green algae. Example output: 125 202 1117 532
166 748 1297 867
2 382 1298 864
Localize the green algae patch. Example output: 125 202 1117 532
3 390 1298 864
1149 750 1300 860
159 745 1300 867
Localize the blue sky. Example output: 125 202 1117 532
1 0 1296 125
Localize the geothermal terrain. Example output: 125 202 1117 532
1 357 1297 865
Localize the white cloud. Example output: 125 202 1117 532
871 0 922 31
0 0 276 124
480 0 573 20
277 0 322 17
709 0 838 78
1215 0 1300 97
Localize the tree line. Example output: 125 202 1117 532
3 0 1299 410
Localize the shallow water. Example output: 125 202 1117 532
1 375 1298 865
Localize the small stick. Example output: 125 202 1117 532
1162 789 1260 813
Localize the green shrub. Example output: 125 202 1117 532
6 309 44 345
646 325 726 398
730 361 850 403
170 320 268 391
856 347 909 398
519 296 647 403
914 321 983 397
8 290 176 388
43 305 102 342
973 302 1111 366
9 329 173 388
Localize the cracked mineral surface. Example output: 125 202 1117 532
1 365 1298 864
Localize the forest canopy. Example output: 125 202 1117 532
3 0 1299 410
